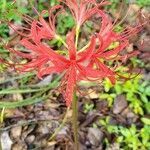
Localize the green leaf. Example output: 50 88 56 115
140 94 148 103
141 118 150 125
0 96 46 108
117 136 124 143
120 128 129 137
99 93 109 99
104 78 112 92
114 83 122 94
0 88 43 94
136 0 150 7
0 76 60 108
145 86 150 96
0 24 9 38
145 102 150 113
0 73 35 84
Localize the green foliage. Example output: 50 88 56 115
140 125 150 148
34 0 59 11
49 14 74 47
99 117 120 134
0 1 29 22
57 14 75 35
102 75 150 115
99 116 110 127
141 118 150 125
100 72 150 148
114 25 124 33
115 125 148 150
0 1 29 39
114 125 150 150
0 75 60 109
118 125 141 150
83 103 94 113
136 0 150 7
105 0 120 10
130 57 145 68
99 93 116 107
121 77 150 115
98 117 150 150
0 24 9 38
50 0 59 6
0 64 7 72
49 38 64 48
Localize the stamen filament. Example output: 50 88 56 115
78 42 90 53
75 25 80 49
56 35 68 48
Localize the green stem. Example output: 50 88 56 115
72 91 79 150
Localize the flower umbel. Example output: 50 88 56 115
5 0 142 107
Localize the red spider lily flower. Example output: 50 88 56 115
59 0 110 28
13 30 110 107
9 25 116 107
60 31 112 106
85 8 144 83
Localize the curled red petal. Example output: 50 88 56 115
30 21 41 43
37 66 65 79
17 56 48 72
20 39 39 53
95 59 116 84
97 32 118 53
98 41 129 59
6 47 34 59
38 5 63 40
39 11 55 39
66 30 76 60
20 38 69 64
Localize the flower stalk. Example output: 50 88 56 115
72 91 79 150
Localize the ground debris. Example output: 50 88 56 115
1 131 13 150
